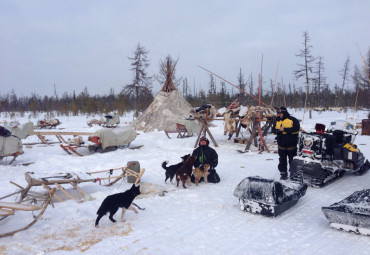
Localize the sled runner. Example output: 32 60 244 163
0 187 56 238
289 123 370 187
322 189 370 236
233 176 307 217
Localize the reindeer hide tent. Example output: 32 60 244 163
134 90 194 132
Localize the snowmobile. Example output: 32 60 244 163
322 189 370 236
289 122 370 187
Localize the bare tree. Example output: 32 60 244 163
312 56 326 107
182 77 189 97
294 31 316 120
123 43 152 113
154 55 181 89
208 74 217 104
237 68 246 103
339 56 350 107
352 47 370 108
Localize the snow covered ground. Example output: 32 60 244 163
0 109 370 255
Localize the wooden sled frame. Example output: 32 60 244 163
0 187 56 238
17 167 145 203
165 123 192 139
31 131 94 145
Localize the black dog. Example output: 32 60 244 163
95 184 144 227
162 154 190 183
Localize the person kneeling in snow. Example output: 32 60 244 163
191 136 220 183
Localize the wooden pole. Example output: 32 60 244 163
197 65 273 109
258 74 262 152
282 78 287 107
271 61 279 106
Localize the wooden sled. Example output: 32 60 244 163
15 167 145 203
36 119 61 129
0 151 23 165
165 123 192 139
0 188 56 238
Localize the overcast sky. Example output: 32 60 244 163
1 0 369 98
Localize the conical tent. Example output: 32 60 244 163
134 89 193 132
134 58 194 132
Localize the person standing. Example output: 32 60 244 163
191 136 220 183
273 107 300 180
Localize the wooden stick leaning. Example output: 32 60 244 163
135 168 145 185
0 188 56 238
197 65 274 109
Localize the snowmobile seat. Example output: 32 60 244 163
233 176 308 217
332 130 352 145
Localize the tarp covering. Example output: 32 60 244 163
322 189 370 234
104 112 120 126
134 90 193 132
93 126 137 149
233 176 307 216
0 136 23 157
7 122 34 139
234 176 307 205
176 119 202 136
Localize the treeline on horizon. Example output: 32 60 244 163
0 80 368 117
1 32 369 116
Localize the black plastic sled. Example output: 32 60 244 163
322 189 370 236
289 125 370 187
233 176 308 217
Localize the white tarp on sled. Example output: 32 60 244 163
0 136 23 157
6 122 34 139
93 126 137 149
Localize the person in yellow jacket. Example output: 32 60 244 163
273 107 300 180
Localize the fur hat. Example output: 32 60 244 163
279 106 288 113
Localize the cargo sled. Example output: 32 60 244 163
289 123 370 187
322 189 370 236
233 176 307 217
60 126 139 156
87 112 120 128
36 118 61 129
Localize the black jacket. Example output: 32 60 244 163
273 112 300 148
0 126 11 137
192 144 218 169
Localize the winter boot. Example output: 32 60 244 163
280 172 288 180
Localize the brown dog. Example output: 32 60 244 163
193 164 211 186
176 155 197 188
